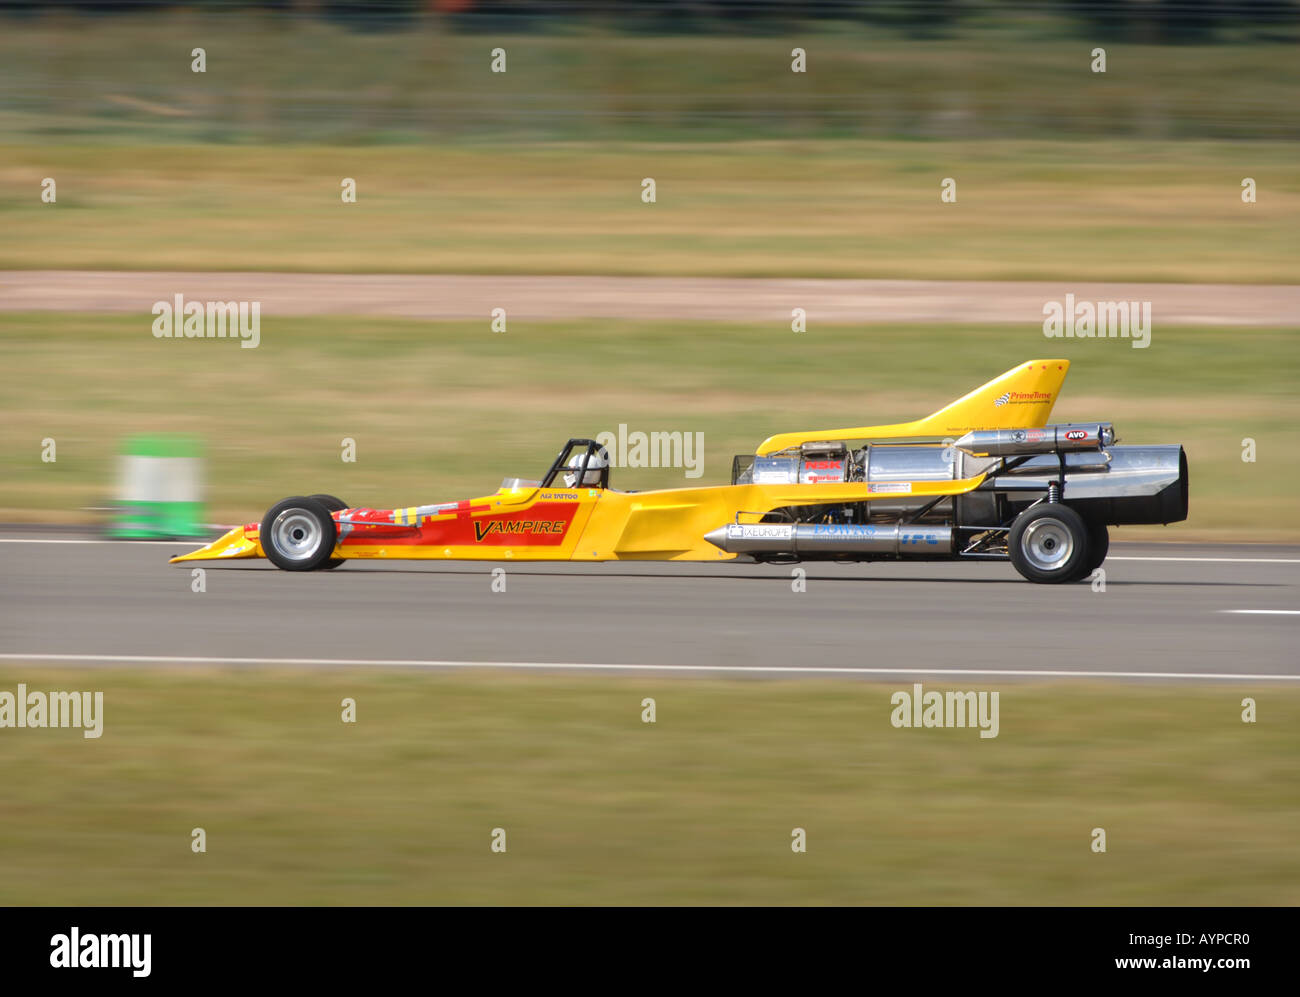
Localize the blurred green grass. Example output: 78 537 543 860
3 141 1296 280
1 16 1296 143
2 313 1296 539
0 667 1295 905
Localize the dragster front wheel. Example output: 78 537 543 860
308 494 349 569
260 496 339 571
1008 502 1090 584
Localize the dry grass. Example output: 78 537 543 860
0 666 1295 905
2 141 1296 281
1 313 1295 539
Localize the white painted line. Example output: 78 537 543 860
0 538 192 546
1108 556 1300 564
1219 609 1300 616
0 653 1295 681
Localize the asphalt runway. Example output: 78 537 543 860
4 272 1298 325
1 533 1296 680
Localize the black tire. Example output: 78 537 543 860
308 494 348 512
1083 521 1110 576
307 495 349 569
1008 503 1090 584
260 496 339 571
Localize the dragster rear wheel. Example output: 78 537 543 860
1083 521 1109 576
1008 503 1090 584
261 496 339 571
308 494 349 569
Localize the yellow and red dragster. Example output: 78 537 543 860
171 360 1187 583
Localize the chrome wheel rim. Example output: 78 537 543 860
1022 518 1073 572
271 509 322 562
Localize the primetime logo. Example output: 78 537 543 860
50 928 151 978
993 390 1053 408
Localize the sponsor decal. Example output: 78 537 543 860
343 501 579 548
800 458 847 484
995 390 1054 407
800 525 940 544
729 523 794 540
474 519 569 542
900 531 941 545
807 524 880 539
1064 429 1088 441
752 457 800 484
868 482 911 493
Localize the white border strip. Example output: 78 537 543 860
0 653 1295 681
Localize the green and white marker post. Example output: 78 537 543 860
110 434 206 539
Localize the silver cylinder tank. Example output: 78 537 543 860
954 423 1114 456
861 445 974 521
704 522 952 556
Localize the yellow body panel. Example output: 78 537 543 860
169 527 262 562
572 476 987 560
168 359 1053 566
757 359 1069 454
169 476 987 564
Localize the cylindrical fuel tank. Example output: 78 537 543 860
954 423 1115 455
858 445 973 521
704 522 952 557
863 445 956 483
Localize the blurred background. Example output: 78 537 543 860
1 1 1298 908
1 0 1299 145
1 0 1298 536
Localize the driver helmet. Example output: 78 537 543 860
563 448 609 487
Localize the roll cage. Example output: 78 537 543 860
540 439 611 490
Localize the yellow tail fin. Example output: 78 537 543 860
756 360 1070 455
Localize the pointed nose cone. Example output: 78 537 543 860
703 526 732 552
168 525 261 563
